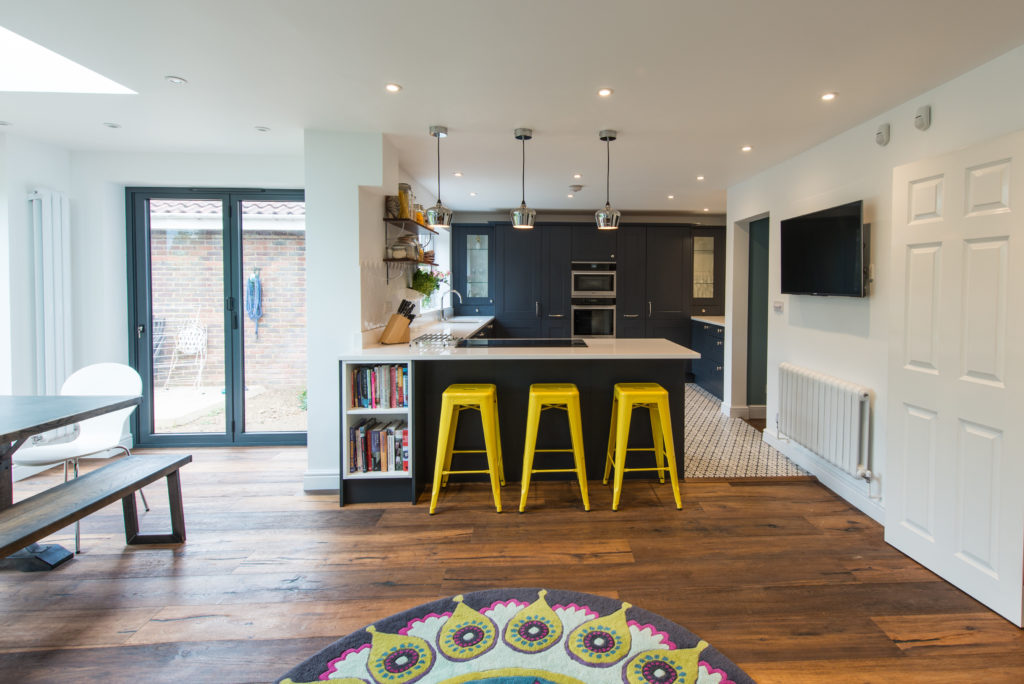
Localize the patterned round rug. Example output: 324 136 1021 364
277 588 755 684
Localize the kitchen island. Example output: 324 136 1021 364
339 318 700 504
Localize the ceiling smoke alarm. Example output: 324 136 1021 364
569 184 583 192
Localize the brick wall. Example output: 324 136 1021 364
151 228 306 389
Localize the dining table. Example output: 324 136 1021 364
0 394 142 568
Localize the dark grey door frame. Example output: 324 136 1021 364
126 187 306 447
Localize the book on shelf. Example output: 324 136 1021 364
348 418 409 474
349 363 410 409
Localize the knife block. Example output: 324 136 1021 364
378 314 411 344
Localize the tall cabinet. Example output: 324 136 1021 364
616 224 692 346
492 223 571 338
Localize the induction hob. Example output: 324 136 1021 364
456 338 588 348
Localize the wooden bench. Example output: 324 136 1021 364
0 453 192 560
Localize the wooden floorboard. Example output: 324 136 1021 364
1 446 1020 683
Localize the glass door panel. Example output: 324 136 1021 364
240 200 308 433
693 235 715 299
148 198 227 434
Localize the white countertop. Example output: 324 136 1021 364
347 337 698 362
691 315 726 326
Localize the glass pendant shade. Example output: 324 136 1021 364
595 129 620 230
595 203 621 230
426 200 452 230
511 202 536 229
511 127 535 229
428 125 452 229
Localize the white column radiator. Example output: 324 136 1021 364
778 362 871 477
29 189 73 443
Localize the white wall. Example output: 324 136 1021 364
303 130 386 490
69 151 303 370
725 44 1024 519
0 133 72 394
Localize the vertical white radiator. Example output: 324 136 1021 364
778 362 871 477
29 189 73 397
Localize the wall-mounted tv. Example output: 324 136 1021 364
780 200 869 297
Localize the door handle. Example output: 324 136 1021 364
136 324 145 339
622 314 640 319
648 301 652 317
535 301 540 317
547 314 565 318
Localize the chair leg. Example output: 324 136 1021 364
480 400 503 513
649 403 666 484
567 397 590 512
603 396 618 485
73 459 81 554
612 403 631 512
430 398 455 515
519 395 542 513
139 488 150 512
441 407 460 488
493 394 505 486
657 396 683 510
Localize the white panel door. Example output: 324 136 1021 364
888 130 1024 626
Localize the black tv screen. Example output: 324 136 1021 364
780 200 868 297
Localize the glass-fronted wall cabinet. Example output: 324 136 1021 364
452 224 495 315
691 227 725 316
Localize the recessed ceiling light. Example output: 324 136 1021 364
597 87 613 97
567 193 574 198
703 207 710 212
821 92 837 101
696 175 705 181
741 145 753 152
469 192 477 197
667 195 675 199
453 171 463 177
165 75 188 85
385 83 402 93
103 122 121 128
0 25 136 94
573 173 582 179
254 125 270 132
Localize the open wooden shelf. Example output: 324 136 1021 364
383 218 439 237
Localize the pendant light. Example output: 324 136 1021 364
595 129 621 230
425 125 453 229
510 128 536 230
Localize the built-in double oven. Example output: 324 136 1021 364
571 262 616 338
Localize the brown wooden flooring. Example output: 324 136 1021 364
2 447 1022 683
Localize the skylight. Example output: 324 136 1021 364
0 25 135 94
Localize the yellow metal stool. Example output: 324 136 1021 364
519 383 590 513
602 382 682 511
429 384 506 514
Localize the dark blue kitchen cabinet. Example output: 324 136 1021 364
571 225 617 262
616 224 691 345
691 227 726 316
451 224 495 316
493 223 572 338
691 319 724 398
615 224 646 338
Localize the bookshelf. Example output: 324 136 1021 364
339 359 416 504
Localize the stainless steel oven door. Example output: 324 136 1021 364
571 305 616 337
571 271 616 297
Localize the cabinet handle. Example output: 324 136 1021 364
623 314 640 319
536 301 540 317
548 314 565 318
716 365 723 372
648 301 652 316
703 324 709 330
716 340 723 347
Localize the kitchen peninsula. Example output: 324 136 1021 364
339 317 699 504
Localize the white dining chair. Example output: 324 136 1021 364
14 362 145 553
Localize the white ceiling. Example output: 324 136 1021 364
2 0 1023 215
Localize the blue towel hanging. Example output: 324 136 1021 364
245 269 263 338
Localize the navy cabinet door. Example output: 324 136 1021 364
494 224 541 337
452 224 494 315
615 224 646 337
541 225 572 338
644 226 691 345
571 225 617 262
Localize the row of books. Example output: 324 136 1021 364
348 419 410 473
350 364 408 409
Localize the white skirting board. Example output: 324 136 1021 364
304 468 341 492
762 428 884 524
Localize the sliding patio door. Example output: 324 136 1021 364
127 188 307 446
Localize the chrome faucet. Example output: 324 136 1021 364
440 288 463 321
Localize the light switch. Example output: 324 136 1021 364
772 300 784 313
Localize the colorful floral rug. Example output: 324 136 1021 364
277 588 755 684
